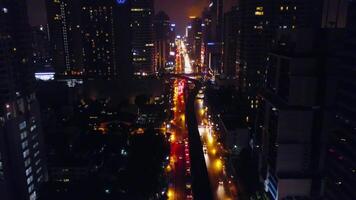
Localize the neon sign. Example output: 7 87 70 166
116 0 127 4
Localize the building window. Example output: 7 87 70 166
26 167 32 176
35 159 41 166
25 158 31 168
28 183 34 193
19 121 27 130
30 125 37 132
23 149 30 159
27 175 33 185
29 191 37 200
33 142 39 149
34 150 40 158
22 141 28 149
36 167 42 174
37 175 43 183
20 131 28 140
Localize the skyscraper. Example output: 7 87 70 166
47 0 132 80
206 0 224 74
236 0 273 94
46 0 84 76
131 0 154 75
153 11 170 72
0 1 47 200
323 1 356 199
81 0 132 79
188 17 203 69
31 25 52 71
223 6 239 77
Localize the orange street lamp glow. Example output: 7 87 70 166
170 134 176 142
214 159 223 171
167 188 174 199
207 134 214 145
211 148 217 155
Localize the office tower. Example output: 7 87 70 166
0 1 47 200
188 17 203 69
223 6 239 77
153 11 170 72
323 1 356 199
210 0 223 42
81 0 132 80
206 0 223 74
46 0 84 76
131 0 154 75
31 25 52 70
236 0 273 94
201 8 213 73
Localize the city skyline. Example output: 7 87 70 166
27 0 236 34
1 0 355 200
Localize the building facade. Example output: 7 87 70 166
46 0 84 76
131 0 154 75
323 1 356 199
81 0 132 80
153 11 170 73
0 1 47 200
223 6 239 78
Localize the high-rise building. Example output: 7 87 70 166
187 17 203 69
0 1 47 200
323 1 356 199
153 11 170 72
223 6 239 77
31 25 52 71
205 0 224 74
210 0 223 37
81 0 132 80
131 0 154 75
256 29 327 200
236 0 273 94
251 1 356 199
46 0 84 76
47 0 132 79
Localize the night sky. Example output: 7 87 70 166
155 0 236 34
27 0 236 34
155 0 209 34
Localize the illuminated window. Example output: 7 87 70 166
255 11 264 16
255 7 264 16
131 8 144 12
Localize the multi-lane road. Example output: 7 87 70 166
166 38 238 200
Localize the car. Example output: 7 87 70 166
218 179 224 186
